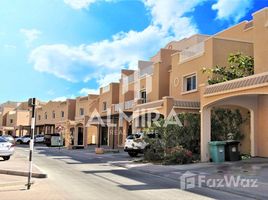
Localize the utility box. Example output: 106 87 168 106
209 141 226 163
51 136 63 147
225 140 240 161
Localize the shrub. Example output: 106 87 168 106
164 146 193 165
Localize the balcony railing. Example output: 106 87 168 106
102 85 110 93
114 100 134 112
180 42 204 63
124 100 134 110
114 103 124 112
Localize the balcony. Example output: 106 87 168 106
179 42 204 63
102 85 110 93
114 103 124 112
124 100 134 110
114 100 134 112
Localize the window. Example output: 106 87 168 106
61 111 64 118
52 111 55 119
184 74 197 92
140 90 147 103
103 102 107 111
80 108 84 116
38 115 41 121
45 112 47 120
10 119 13 124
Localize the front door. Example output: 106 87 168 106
101 126 108 145
78 127 83 145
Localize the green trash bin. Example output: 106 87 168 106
209 141 226 163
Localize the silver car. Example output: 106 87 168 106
0 137 15 161
1 135 15 144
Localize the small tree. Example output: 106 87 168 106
211 108 247 141
202 52 254 85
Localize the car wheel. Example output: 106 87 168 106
17 140 22 144
2 156 10 161
128 152 138 157
26 141 30 144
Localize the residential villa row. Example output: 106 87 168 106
1 8 268 161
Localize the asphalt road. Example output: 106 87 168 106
1 146 256 200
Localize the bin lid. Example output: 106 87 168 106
225 140 240 144
209 141 226 145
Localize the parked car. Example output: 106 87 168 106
44 133 60 146
15 135 31 144
124 132 159 157
1 135 15 144
0 136 15 160
35 134 45 143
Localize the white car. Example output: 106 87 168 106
15 135 31 144
35 134 45 143
124 133 148 157
0 137 15 160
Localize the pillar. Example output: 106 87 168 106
201 107 211 162
250 109 258 156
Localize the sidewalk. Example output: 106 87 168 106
0 150 47 178
110 158 268 200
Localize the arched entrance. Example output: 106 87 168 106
201 94 268 161
76 123 84 146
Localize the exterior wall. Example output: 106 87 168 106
87 126 97 144
215 21 253 42
170 37 253 101
99 83 119 116
36 99 76 126
0 107 15 127
6 110 30 127
119 70 135 103
257 95 268 157
138 49 177 103
253 8 268 74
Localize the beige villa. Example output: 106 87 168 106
0 101 32 136
86 7 268 161
1 7 267 162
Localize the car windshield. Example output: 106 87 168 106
0 137 7 142
127 135 134 139
23 135 30 138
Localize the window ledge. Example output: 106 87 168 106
181 89 198 95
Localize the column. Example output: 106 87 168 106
200 107 211 162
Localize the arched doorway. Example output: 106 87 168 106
201 94 262 161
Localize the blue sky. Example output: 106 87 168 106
0 0 267 103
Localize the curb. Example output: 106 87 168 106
0 169 47 178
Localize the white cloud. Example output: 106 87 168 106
53 95 76 101
143 0 205 37
97 72 121 87
64 0 115 10
212 0 253 22
64 0 96 9
20 28 42 47
30 0 205 88
79 88 99 96
4 44 17 49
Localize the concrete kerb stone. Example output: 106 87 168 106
0 169 47 178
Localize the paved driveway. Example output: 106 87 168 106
1 145 265 200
